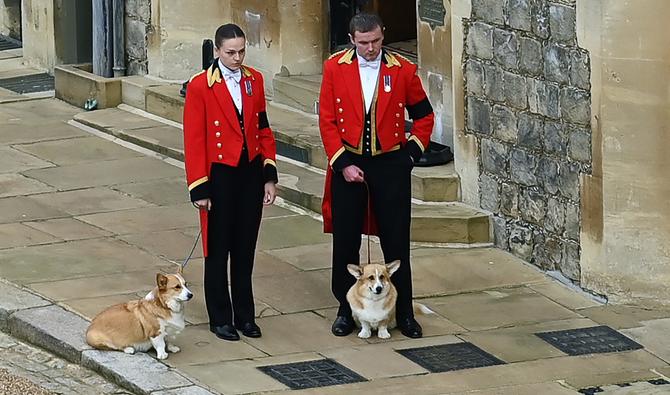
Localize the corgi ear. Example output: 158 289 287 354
156 273 168 290
347 264 362 279
386 260 401 276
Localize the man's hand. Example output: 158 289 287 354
342 165 365 182
263 182 277 206
194 198 212 210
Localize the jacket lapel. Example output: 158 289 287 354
240 67 254 137
337 49 363 123
208 62 242 134
376 50 401 123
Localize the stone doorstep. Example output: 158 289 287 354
0 280 213 395
272 74 321 114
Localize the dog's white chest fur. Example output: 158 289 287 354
160 311 186 337
352 299 390 329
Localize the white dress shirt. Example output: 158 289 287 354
357 52 382 113
219 60 242 113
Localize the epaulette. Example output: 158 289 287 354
241 65 255 79
335 48 355 64
328 48 348 60
188 69 206 83
393 52 415 65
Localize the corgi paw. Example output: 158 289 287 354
123 347 135 354
378 329 391 339
357 329 371 339
156 351 168 360
167 344 181 353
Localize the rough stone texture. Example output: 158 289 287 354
82 350 192 395
9 305 92 364
465 0 590 282
0 281 51 331
126 0 151 23
125 1 151 76
491 105 518 142
152 387 219 395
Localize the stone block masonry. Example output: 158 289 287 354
464 0 592 282
125 0 151 75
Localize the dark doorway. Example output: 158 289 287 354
54 0 92 64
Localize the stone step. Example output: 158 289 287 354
272 74 321 114
72 107 491 244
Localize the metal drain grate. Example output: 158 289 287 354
535 325 643 356
257 359 366 390
579 378 670 394
396 342 505 373
0 35 21 51
0 73 54 94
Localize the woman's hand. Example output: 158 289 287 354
194 198 212 210
263 182 277 206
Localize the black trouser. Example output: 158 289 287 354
205 153 263 326
331 148 414 319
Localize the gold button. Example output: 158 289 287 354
338 108 343 113
256 112 259 116
339 118 344 123
217 143 222 148
216 132 221 138
217 154 223 160
214 120 220 126
396 113 400 118
256 124 259 128
394 133 398 137
398 103 403 107
336 98 341 103
256 134 259 139
341 128 345 133
395 123 399 127
256 147 259 151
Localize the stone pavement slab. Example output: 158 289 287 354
0 121 87 145
14 136 142 165
0 196 68 224
112 177 190 206
29 187 153 216
118 230 204 261
0 223 60 249
61 292 146 320
265 241 387 271
450 382 577 394
622 318 670 363
0 281 51 331
0 146 54 173
257 215 331 250
76 203 196 235
23 218 112 241
577 304 670 329
152 386 218 395
0 173 54 198
529 280 603 310
253 269 335 313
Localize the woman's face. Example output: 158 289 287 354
215 37 246 70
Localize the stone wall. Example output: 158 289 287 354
125 0 150 75
0 0 21 40
463 0 591 282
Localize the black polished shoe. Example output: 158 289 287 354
397 316 423 339
331 316 355 336
236 322 262 338
209 324 240 341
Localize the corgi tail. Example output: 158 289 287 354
413 302 434 315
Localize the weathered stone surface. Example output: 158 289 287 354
520 188 546 225
481 138 509 176
510 148 538 186
0 282 51 331
491 104 518 142
82 350 192 394
493 29 518 70
558 161 580 201
549 3 576 43
492 216 509 249
479 173 500 212
500 182 520 217
545 236 564 268
9 305 91 364
466 22 494 60
466 59 485 97
509 223 534 260
126 0 151 23
543 121 566 156
544 42 570 85
560 87 591 125
530 0 550 39
565 202 580 240
152 386 218 395
503 71 527 109
570 49 591 90
560 241 581 281
545 197 566 234
125 19 147 61
467 96 491 134
527 78 560 119
508 0 532 31
517 112 543 149
539 157 560 195
472 0 506 25
484 63 505 102
568 125 591 163
519 37 543 76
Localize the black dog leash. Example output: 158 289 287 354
362 179 372 265
179 229 201 274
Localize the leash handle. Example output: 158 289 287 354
179 230 202 274
363 179 371 265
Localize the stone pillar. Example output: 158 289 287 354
21 0 56 70
277 0 326 76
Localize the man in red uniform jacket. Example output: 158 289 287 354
320 13 434 338
184 24 278 342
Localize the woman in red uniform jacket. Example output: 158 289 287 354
183 24 278 341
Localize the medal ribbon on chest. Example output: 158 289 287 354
383 75 391 93
245 80 253 96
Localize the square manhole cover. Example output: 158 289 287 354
0 35 21 51
535 325 643 356
396 342 505 373
257 359 366 390
0 73 54 94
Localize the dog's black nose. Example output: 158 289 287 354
375 286 382 294
187 292 193 300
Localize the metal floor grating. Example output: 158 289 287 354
0 73 54 94
396 342 505 373
535 325 643 356
0 35 21 51
579 378 670 394
257 359 366 390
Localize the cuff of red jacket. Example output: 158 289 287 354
329 147 354 172
188 177 211 202
263 160 279 184
406 136 425 163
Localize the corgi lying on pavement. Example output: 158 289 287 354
86 273 193 360
347 261 433 339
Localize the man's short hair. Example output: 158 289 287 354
349 13 384 37
215 24 245 48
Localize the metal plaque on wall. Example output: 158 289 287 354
419 0 446 28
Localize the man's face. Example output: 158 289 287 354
215 37 246 70
350 26 384 61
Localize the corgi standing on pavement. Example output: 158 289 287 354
86 273 193 360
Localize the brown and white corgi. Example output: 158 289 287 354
347 261 432 339
85 273 192 360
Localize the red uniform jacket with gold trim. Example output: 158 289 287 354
319 48 435 234
183 62 277 256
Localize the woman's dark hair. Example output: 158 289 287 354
349 13 384 37
215 24 245 48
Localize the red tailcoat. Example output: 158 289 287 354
183 63 277 256
319 49 435 233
